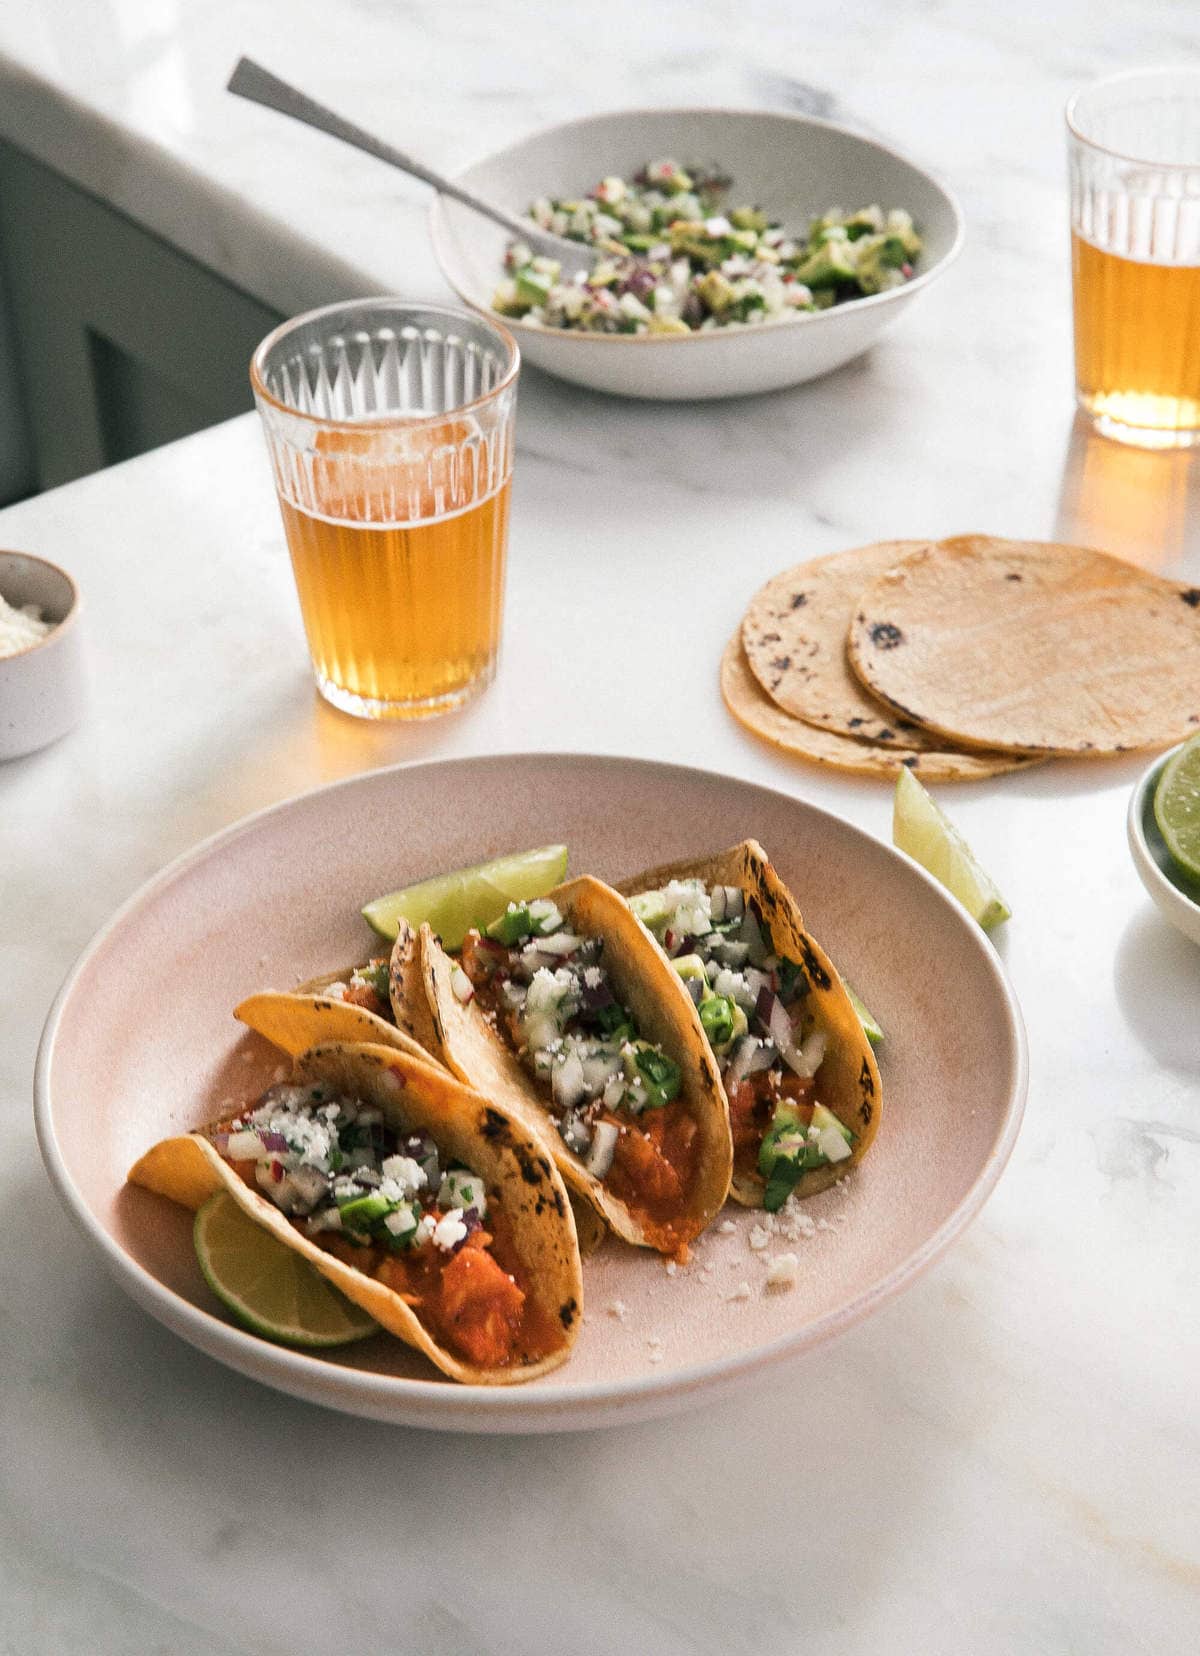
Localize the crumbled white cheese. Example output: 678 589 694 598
748 1224 772 1252
766 1253 799 1290
776 1196 818 1243
380 1154 427 1196
607 1299 628 1321
664 1260 678 1277
432 1212 468 1251
725 1282 752 1303
717 1219 737 1236
0 593 52 658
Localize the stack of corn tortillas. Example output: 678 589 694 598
725 535 1200 779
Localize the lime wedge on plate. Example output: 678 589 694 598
362 844 569 948
843 981 884 1044
893 768 1011 931
1153 733 1200 882
194 1192 378 1347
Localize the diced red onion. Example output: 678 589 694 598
580 976 615 1012
767 996 815 1077
585 1119 619 1178
552 1050 587 1111
451 965 475 1004
755 984 778 1032
260 1131 289 1153
726 1035 777 1084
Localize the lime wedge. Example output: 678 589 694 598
1154 733 1200 882
362 844 569 948
843 981 884 1044
194 1192 378 1347
893 768 1011 931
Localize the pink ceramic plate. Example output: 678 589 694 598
35 755 1026 1433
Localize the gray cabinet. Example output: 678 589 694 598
0 141 284 501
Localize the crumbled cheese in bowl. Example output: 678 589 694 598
0 592 54 658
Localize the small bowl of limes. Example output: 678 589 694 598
1127 734 1200 948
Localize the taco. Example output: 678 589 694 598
616 841 880 1209
127 1041 583 1384
235 922 446 1067
422 876 732 1257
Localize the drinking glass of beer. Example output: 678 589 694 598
252 300 519 718
1068 68 1200 449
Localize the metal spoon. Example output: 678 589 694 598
226 57 591 275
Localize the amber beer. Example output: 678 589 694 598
1067 70 1200 448
1071 232 1200 439
280 470 510 716
252 301 519 720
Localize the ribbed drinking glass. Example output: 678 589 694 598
252 300 519 718
1068 69 1200 449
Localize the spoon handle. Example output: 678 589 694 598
227 57 530 242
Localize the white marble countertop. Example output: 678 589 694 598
2 2 1200 1651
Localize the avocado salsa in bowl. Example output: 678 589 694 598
430 107 963 398
493 160 923 337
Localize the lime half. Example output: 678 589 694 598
194 1192 378 1348
362 844 569 948
893 768 1011 931
1154 733 1200 882
843 981 884 1045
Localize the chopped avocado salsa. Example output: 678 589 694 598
628 877 855 1196
492 159 922 336
209 1083 550 1369
459 900 694 1202
212 1083 486 1245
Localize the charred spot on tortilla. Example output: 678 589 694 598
1005 572 1023 582
877 728 896 743
481 1107 511 1143
848 716 865 729
1182 589 1200 607
799 935 832 991
859 1057 876 1097
869 621 904 650
771 655 792 672
790 591 808 608
559 1297 579 1329
518 1148 556 1187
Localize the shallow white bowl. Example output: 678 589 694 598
0 550 85 761
430 108 963 401
36 755 1026 1433
1127 745 1200 948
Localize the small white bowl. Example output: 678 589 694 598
430 107 963 401
1127 745 1200 948
0 550 85 761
